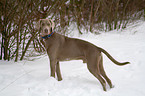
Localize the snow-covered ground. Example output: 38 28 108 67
0 21 145 96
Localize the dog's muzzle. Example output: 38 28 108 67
44 29 48 33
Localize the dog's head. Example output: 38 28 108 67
36 19 55 36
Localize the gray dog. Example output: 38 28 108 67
36 19 130 91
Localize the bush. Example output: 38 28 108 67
0 0 144 61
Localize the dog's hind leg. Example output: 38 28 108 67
87 55 107 91
99 55 113 88
56 61 62 81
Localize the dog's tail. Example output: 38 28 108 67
97 47 130 66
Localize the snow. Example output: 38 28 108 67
0 21 145 96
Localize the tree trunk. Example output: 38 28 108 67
20 32 37 61
15 27 20 62
89 0 94 32
0 36 3 60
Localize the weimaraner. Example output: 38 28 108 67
36 19 130 91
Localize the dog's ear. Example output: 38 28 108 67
35 19 42 30
48 19 55 31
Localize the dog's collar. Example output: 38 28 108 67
41 31 54 39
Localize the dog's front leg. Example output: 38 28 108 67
56 61 62 81
50 59 57 78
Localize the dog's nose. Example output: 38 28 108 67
44 29 48 33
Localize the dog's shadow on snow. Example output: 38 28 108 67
62 75 101 89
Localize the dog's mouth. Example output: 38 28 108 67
41 28 51 36
41 33 48 37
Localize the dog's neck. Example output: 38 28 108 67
41 31 54 39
